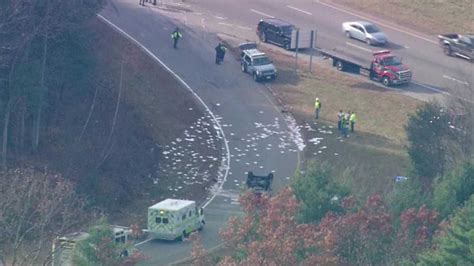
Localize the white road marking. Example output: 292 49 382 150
315 0 437 44
411 81 450 95
173 2 191 8
237 25 252 30
346 42 372 52
443 75 470 86
97 14 231 212
215 16 227 20
218 22 234 27
135 238 152 247
404 45 410 49
250 8 274 18
286 5 312 15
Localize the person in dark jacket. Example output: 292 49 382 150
215 43 227 64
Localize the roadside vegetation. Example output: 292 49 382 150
330 0 474 34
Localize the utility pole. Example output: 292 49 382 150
309 30 317 72
295 29 299 72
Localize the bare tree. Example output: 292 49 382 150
0 168 89 265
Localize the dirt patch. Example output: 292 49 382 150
36 19 223 227
329 0 474 34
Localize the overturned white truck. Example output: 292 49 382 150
147 199 205 241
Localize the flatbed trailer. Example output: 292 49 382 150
318 47 372 72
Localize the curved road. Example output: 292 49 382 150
101 1 299 265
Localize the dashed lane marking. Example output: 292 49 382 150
443 75 470 86
250 8 274 18
218 22 234 27
286 5 312 15
237 25 252 30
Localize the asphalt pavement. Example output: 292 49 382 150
101 1 299 265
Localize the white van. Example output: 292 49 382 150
147 199 205 241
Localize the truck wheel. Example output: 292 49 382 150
336 60 344 71
241 63 246 73
345 31 351 39
253 72 259 82
366 38 372 46
260 32 267 42
382 76 391 87
443 45 452 56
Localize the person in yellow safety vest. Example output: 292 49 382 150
314 98 321 119
350 111 357 132
171 27 183 49
215 43 227 64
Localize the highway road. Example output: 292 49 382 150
100 0 471 264
101 0 300 265
169 0 473 99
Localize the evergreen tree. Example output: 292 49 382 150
292 162 349 223
418 195 474 265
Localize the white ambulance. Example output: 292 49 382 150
147 199 205 241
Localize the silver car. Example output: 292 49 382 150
342 21 388 46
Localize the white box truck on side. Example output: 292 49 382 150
148 199 205 241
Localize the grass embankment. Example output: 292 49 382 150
261 47 420 198
330 0 474 34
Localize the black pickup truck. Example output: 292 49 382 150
246 171 273 194
438 34 474 61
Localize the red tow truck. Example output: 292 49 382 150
319 48 412 86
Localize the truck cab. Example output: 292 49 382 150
147 199 204 241
370 50 412 86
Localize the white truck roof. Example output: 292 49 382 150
149 198 195 211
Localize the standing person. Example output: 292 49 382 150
215 43 223 64
314 98 322 119
350 111 357 132
337 110 343 130
215 43 227 64
171 27 183 49
341 115 348 138
139 0 145 6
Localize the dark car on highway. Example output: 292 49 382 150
256 18 295 50
438 34 474 61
